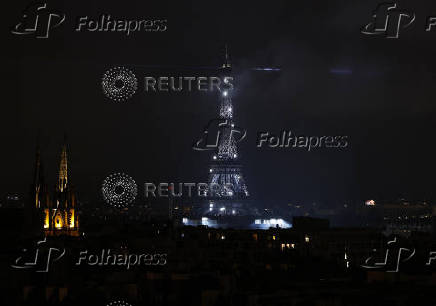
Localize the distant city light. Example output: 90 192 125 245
366 199 376 206
201 217 209 225
223 91 228 97
281 243 295 251
252 218 292 229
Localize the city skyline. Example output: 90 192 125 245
3 0 436 207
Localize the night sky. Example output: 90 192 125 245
3 0 436 208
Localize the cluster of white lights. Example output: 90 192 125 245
222 90 228 97
106 300 133 306
102 66 138 102
102 172 138 208
255 218 285 225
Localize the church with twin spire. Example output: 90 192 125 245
31 137 79 237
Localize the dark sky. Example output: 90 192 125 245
2 0 436 208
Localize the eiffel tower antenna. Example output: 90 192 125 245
223 44 231 68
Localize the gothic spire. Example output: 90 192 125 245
57 135 68 193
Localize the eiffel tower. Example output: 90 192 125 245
205 46 250 216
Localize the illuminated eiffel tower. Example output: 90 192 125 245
205 46 250 216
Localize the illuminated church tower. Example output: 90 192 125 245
33 137 79 236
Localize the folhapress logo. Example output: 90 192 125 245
362 3 436 38
11 238 66 272
193 118 247 152
11 1 65 38
361 237 415 272
11 2 168 39
361 3 415 38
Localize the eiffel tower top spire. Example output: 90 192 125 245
222 44 231 69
